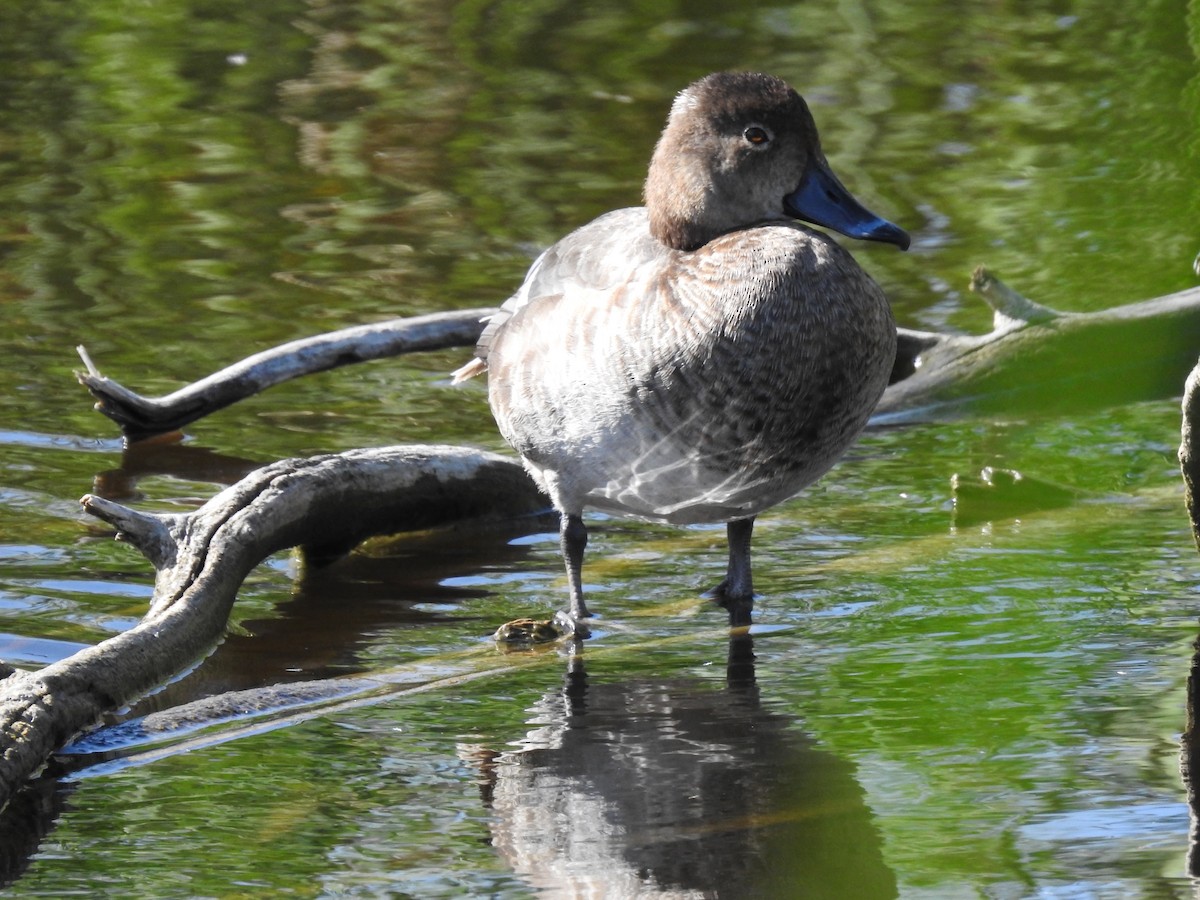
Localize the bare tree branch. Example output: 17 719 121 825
76 275 1200 440
0 445 547 812
77 308 492 440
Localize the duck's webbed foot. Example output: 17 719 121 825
493 512 594 645
553 608 592 639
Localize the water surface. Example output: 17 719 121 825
0 0 1198 896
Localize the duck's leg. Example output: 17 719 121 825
714 516 755 627
555 512 592 636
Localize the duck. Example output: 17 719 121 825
453 71 909 636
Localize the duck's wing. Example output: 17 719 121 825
452 208 663 381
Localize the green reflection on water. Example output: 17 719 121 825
0 0 1198 895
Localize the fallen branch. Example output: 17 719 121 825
77 308 492 441
77 272 1200 440
0 445 548 813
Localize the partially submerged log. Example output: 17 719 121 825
0 445 547 814
77 270 1200 440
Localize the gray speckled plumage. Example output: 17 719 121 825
454 72 909 633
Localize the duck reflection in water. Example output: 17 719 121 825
461 636 897 898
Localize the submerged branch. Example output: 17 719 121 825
0 445 548 813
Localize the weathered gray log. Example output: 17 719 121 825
76 271 1200 439
76 308 493 441
0 445 547 813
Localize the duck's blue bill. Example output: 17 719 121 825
785 164 911 250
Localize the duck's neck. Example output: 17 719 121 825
646 203 722 252
643 139 729 252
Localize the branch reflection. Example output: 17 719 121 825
90 437 262 502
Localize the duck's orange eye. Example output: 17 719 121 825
743 126 771 145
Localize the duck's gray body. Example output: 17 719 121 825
484 207 896 526
455 71 909 632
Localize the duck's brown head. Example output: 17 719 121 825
644 71 910 253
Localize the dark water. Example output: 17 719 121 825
1 0 1199 895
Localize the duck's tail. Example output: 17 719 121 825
451 358 487 383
